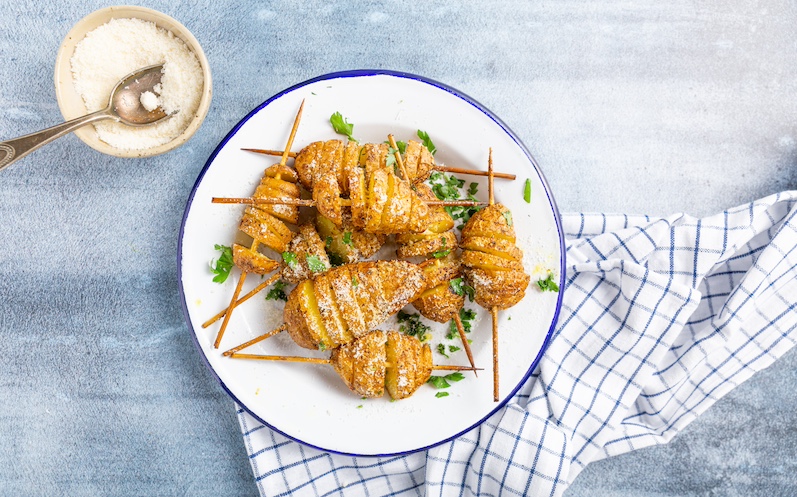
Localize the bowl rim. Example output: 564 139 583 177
53 5 213 158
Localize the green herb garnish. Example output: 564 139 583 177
449 345 461 353
352 275 359 287
523 179 531 203
325 236 333 248
537 272 560 292
447 308 476 340
318 341 327 352
468 182 479 196
281 251 298 269
437 343 449 358
417 130 436 155
502 210 513 227
342 231 353 246
427 172 481 230
265 280 288 301
306 255 327 273
435 392 449 398
427 372 465 389
330 112 357 142
431 236 451 259
449 278 475 301
210 244 234 283
397 310 431 342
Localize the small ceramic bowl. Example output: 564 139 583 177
54 6 212 158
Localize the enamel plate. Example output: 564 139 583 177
178 70 565 456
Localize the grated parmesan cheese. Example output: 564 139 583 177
70 18 203 151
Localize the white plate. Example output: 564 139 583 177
178 71 565 456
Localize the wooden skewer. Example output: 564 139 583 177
387 134 410 181
212 100 305 349
211 197 486 207
487 148 500 402
240 147 517 181
228 352 481 372
453 312 478 377
222 324 288 357
203 273 281 328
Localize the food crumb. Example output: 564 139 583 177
140 90 160 111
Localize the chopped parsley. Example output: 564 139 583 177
265 280 288 301
468 182 479 196
431 236 451 259
449 278 475 301
397 310 431 342
523 179 532 203
427 172 481 230
435 392 449 398
417 130 436 155
330 112 357 142
537 272 560 292
325 236 333 248
437 343 449 358
502 210 513 227
342 231 353 246
449 345 461 353
447 307 477 340
281 251 298 269
357 404 363 408
306 254 327 273
318 341 327 352
427 372 465 389
352 275 359 287
210 244 234 283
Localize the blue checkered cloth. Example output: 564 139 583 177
236 191 797 497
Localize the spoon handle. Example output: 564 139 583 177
0 109 114 171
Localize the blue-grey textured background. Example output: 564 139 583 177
1 1 796 495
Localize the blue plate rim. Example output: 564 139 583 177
177 69 566 458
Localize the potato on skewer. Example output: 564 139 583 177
242 139 517 185
460 150 530 401
213 101 305 349
229 330 476 400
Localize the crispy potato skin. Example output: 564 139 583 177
280 223 331 284
283 261 426 350
330 330 387 398
385 330 433 400
232 244 281 275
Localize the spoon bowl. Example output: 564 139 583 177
111 64 169 126
0 64 169 171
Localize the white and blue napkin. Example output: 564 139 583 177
236 191 797 497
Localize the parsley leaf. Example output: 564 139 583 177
537 272 560 292
330 112 357 142
306 255 328 273
318 341 327 352
523 178 532 203
325 236 333 248
427 171 481 230
435 392 449 398
447 307 476 339
352 275 359 287
281 251 298 269
502 210 513 227
431 236 451 259
449 278 474 301
427 372 465 390
449 345 461 353
210 244 234 283
342 231 353 246
437 343 449 358
265 280 288 301
397 310 431 342
468 182 479 196
417 130 437 155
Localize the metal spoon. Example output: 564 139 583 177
0 64 169 171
